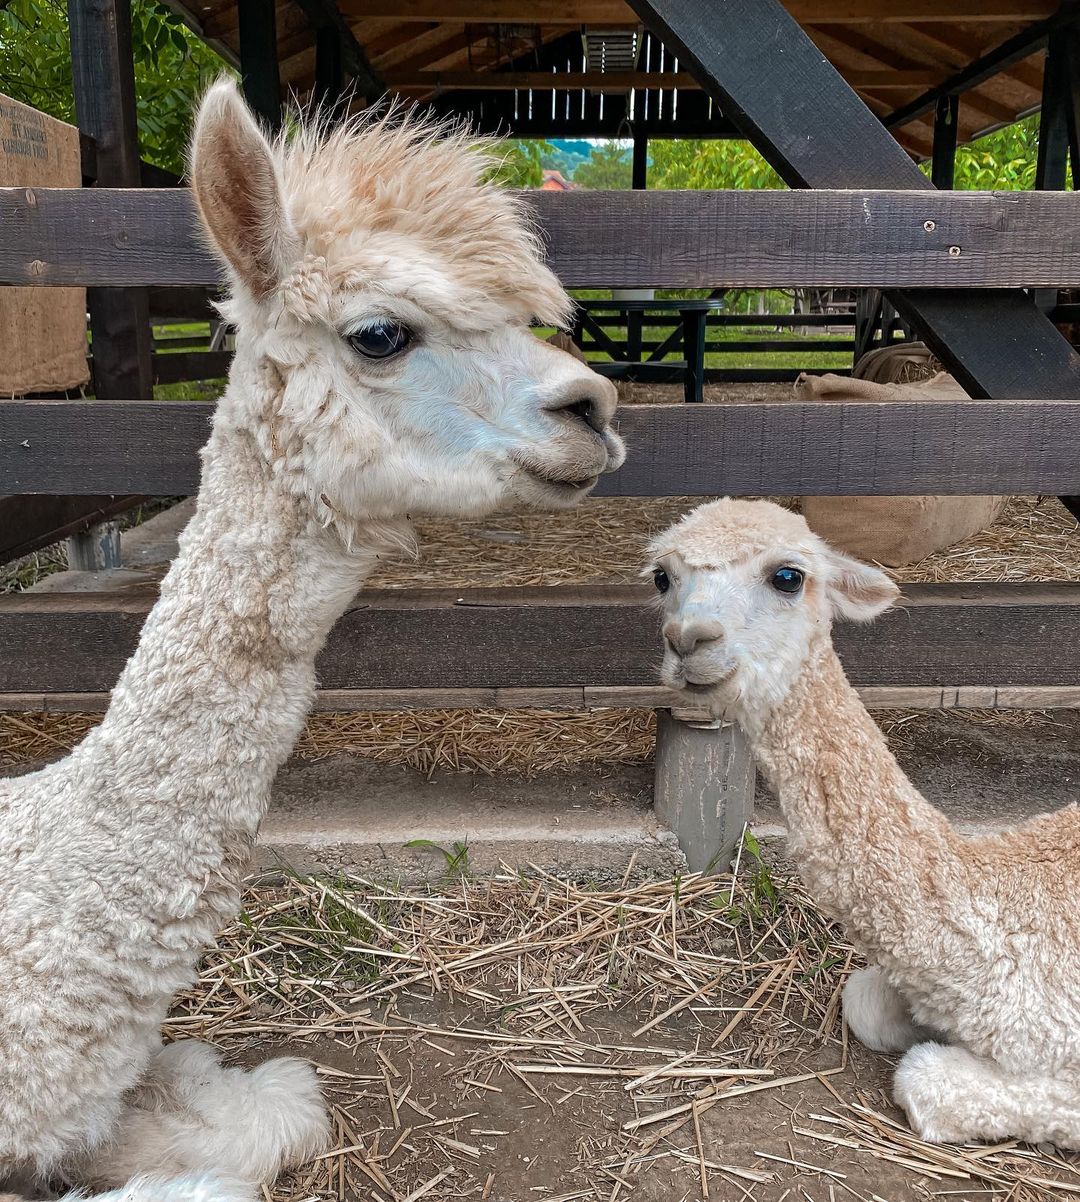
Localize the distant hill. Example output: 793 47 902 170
543 139 595 179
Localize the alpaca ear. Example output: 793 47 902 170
825 549 899 623
189 78 298 300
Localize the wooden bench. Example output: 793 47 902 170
2 183 1080 870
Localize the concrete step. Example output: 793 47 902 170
256 706 1080 883
256 757 682 884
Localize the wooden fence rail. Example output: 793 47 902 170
4 398 1079 496
5 187 1080 288
1 583 1077 697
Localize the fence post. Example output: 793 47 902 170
654 709 755 874
238 0 282 130
68 0 152 573
67 521 122 571
930 93 959 190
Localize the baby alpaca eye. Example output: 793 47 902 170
653 567 670 594
347 319 411 360
771 566 804 595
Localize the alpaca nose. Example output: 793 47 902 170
664 617 725 658
547 373 618 436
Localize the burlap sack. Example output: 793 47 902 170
851 341 941 385
546 330 588 363
0 95 89 395
796 369 1008 566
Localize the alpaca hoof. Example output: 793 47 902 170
843 967 931 1055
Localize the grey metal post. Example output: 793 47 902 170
654 709 755 874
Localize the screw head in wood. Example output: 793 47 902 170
949 245 962 257
923 219 936 232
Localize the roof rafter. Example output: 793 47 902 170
334 0 1057 24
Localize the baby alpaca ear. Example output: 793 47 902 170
825 549 900 623
189 78 298 300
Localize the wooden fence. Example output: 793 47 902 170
2 182 1079 866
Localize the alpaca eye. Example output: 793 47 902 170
347 319 411 360
771 566 804 594
653 568 670 594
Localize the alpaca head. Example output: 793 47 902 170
646 499 899 722
188 80 624 537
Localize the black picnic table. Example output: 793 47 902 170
573 298 728 404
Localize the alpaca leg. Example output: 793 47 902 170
894 1042 1080 1149
76 1042 329 1189
842 966 935 1054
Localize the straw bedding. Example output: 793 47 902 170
2 493 1076 771
159 862 1080 1201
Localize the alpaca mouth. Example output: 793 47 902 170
674 669 736 692
513 457 600 495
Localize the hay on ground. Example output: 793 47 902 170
1 497 1075 771
159 867 1080 1202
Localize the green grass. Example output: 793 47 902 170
148 306 851 404
154 378 228 402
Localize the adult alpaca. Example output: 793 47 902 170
0 80 623 1202
647 499 1080 1150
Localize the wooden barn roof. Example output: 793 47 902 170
166 0 1058 156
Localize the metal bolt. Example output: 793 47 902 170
949 245 962 257
923 219 936 232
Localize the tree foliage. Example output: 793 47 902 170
572 141 632 189
0 0 225 176
490 137 554 188
649 139 785 190
949 115 1067 190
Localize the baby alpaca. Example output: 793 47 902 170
0 79 622 1201
647 498 1080 1149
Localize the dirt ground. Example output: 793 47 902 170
161 860 1080 1202
257 1000 901 1202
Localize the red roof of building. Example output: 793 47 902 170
540 170 575 191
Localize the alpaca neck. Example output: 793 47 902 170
745 644 960 948
84 419 378 851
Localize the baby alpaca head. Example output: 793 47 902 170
646 499 899 721
188 80 624 536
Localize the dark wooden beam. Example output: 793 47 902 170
11 186 1080 290
292 0 386 102
389 67 950 90
391 69 699 89
625 0 1080 401
238 0 282 130
3 399 1078 498
632 127 648 189
10 187 1080 290
931 93 958 190
1035 26 1080 523
147 287 219 322
2 583 1078 695
313 25 346 111
1063 25 1080 179
884 5 1080 132
67 0 153 401
336 0 1055 22
1038 25 1073 191
420 88 735 137
150 351 232 385
0 495 146 566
